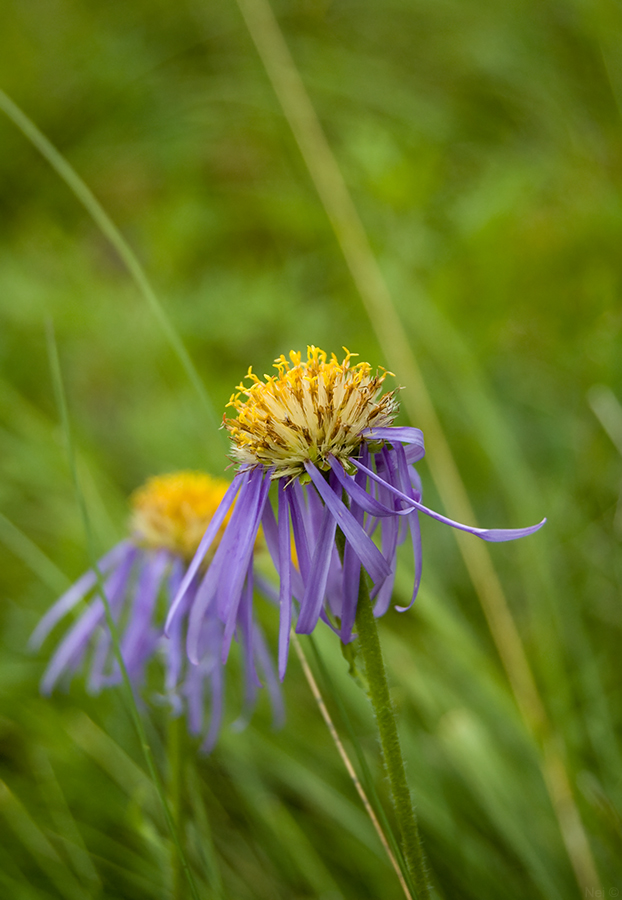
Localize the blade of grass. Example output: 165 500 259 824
231 0 599 890
45 321 203 900
220 736 345 898
33 747 102 894
0 87 224 446
185 766 225 900
0 778 90 900
0 512 70 596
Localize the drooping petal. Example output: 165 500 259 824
238 562 262 696
221 469 272 662
363 426 425 457
287 481 311 582
29 542 133 649
328 455 413 518
340 535 361 643
184 617 221 741
277 481 292 679
186 468 264 664
351 458 546 542
120 549 170 677
393 444 423 611
304 478 326 547
372 452 401 616
165 472 246 635
164 557 189 696
41 547 138 695
185 549 223 665
304 461 391 585
252 625 285 728
295 499 338 634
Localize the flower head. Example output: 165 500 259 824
31 471 283 751
168 348 546 681
225 346 398 479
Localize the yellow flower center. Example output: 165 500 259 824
130 471 233 560
225 346 398 479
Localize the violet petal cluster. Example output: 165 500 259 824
166 425 545 681
32 535 283 752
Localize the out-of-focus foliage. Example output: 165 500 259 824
1 0 622 897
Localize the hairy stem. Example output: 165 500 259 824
354 581 430 899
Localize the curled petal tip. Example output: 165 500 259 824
478 516 547 543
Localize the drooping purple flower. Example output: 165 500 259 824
167 347 546 680
31 471 283 751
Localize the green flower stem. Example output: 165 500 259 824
354 578 431 900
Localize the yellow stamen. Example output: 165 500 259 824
130 471 233 560
224 346 398 479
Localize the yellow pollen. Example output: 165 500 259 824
224 346 398 479
129 471 233 560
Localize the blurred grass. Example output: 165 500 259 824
1 0 622 897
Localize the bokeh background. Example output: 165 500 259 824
1 0 622 897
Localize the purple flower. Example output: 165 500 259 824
31 472 283 751
167 347 546 680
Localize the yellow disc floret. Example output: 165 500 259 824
225 346 398 479
130 471 233 560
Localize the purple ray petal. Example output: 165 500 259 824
277 481 292 679
363 426 425 455
30 542 133 649
253 625 285 729
295 500 337 634
185 550 223 665
41 547 138 694
304 461 391 585
186 468 264 664
221 469 272 662
339 471 365 641
372 454 401 616
260 497 279 569
239 562 262 694
164 558 189 694
393 444 423 611
120 549 170 674
216 468 266 619
351 458 546 542
165 472 247 635
287 482 311 582
87 621 116 693
340 541 361 643
328 455 413 518
325 537 345 618
304 478 325 547
258 497 303 602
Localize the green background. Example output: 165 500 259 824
1 0 621 897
